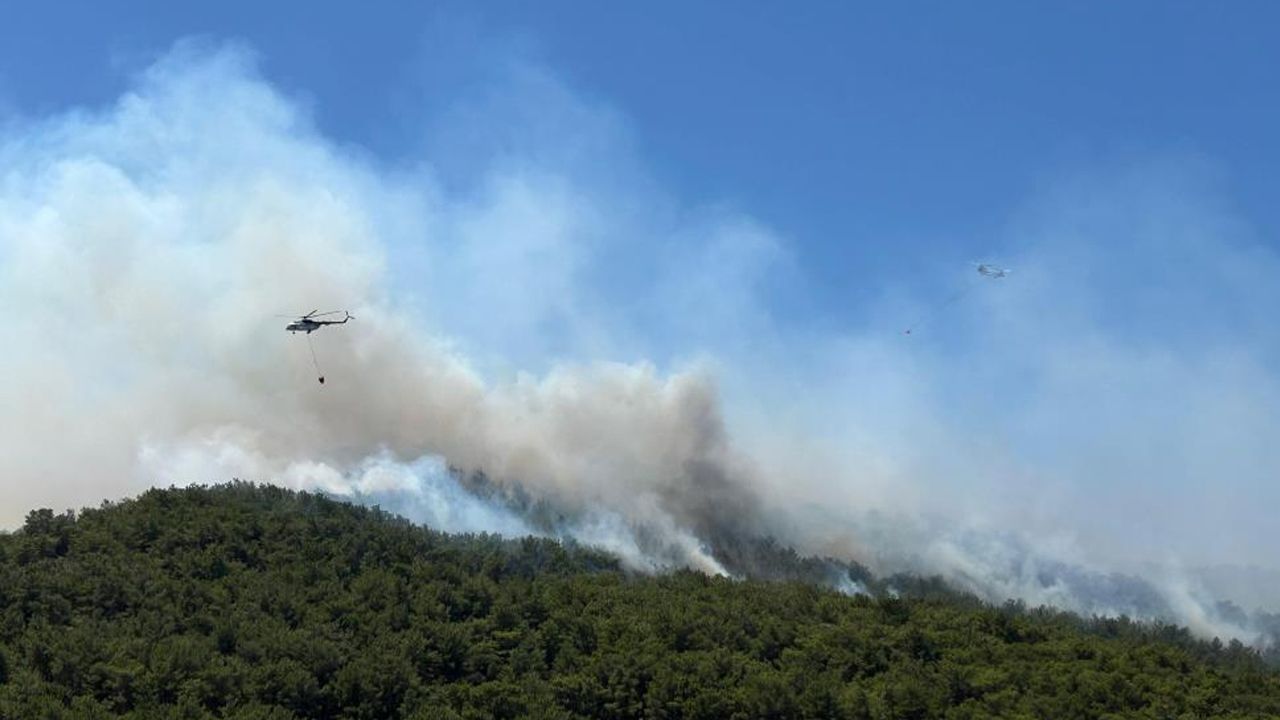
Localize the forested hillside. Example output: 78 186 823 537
2 483 1278 719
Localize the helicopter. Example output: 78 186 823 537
279 310 355 385
901 262 1011 335
974 263 1011 279
281 310 354 334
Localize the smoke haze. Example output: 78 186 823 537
2 43 1278 644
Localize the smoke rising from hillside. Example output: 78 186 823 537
0 44 759 579
2 43 1278 644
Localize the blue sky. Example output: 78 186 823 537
3 1 1278 318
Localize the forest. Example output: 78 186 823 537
2 482 1278 719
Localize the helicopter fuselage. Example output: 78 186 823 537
286 321 320 333
286 317 349 334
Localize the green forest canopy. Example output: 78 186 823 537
2 482 1278 719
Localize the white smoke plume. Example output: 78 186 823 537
1 42 1278 644
0 43 756 576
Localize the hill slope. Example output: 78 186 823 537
2 483 1278 719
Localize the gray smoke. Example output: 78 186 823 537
2 42 1278 645
0 44 759 579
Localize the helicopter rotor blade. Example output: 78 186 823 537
276 310 348 320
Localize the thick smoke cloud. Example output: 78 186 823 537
1 43 1277 643
0 45 758 579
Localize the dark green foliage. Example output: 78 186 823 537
1 482 1278 718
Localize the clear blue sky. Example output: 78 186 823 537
2 1 1277 315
